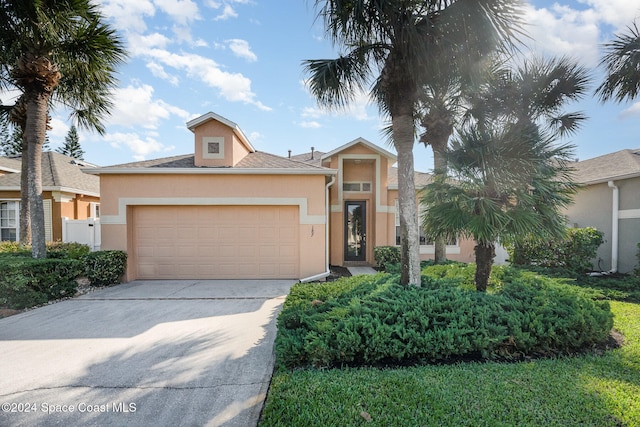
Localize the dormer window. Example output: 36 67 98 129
202 136 224 159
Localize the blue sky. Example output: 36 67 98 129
16 1 640 172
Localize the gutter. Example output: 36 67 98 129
299 175 336 283
608 180 619 273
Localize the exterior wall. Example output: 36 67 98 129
99 173 328 281
0 190 97 242
324 144 395 265
565 177 640 273
193 120 250 167
386 188 476 264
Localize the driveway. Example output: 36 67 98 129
0 280 294 426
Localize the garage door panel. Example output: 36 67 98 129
133 205 299 279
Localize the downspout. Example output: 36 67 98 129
608 180 619 273
299 174 336 283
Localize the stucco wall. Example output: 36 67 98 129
100 172 328 281
565 177 640 273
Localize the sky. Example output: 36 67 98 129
11 0 640 172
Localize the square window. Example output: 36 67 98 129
207 142 220 154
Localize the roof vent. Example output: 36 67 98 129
288 150 291 159
311 147 315 160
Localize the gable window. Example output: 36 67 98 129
0 201 19 242
343 182 372 192
202 136 225 159
394 199 458 247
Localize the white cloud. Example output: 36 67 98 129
153 0 200 25
524 3 600 67
105 132 174 161
146 62 180 85
579 0 640 31
127 33 171 56
620 101 640 118
226 39 257 62
300 121 321 129
97 0 155 33
47 118 70 145
145 49 271 110
213 4 238 20
108 84 190 128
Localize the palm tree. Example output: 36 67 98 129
0 0 126 258
421 122 578 291
304 0 524 285
596 21 640 103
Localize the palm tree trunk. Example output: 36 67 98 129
474 241 495 292
24 92 49 259
432 142 448 263
393 113 421 286
19 133 30 246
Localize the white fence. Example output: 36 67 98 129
62 218 101 251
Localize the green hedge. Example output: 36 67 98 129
373 246 400 272
275 267 613 369
83 250 127 287
509 227 604 273
0 258 83 309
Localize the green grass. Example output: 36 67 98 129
260 301 640 426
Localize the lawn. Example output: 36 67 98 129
260 281 640 426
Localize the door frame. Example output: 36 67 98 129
344 200 366 262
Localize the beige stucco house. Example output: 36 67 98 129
90 112 475 281
565 149 640 274
0 152 100 242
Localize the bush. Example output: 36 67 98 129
46 242 91 259
635 243 640 277
373 246 400 271
509 227 604 273
275 267 613 369
83 250 127 287
0 258 83 309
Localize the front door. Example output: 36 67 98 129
344 201 366 261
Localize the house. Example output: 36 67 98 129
89 112 475 282
565 149 640 274
0 151 100 242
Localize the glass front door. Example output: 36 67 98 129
344 201 366 261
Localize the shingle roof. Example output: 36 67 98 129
388 167 434 189
0 156 21 173
94 151 331 171
0 151 99 195
572 149 640 184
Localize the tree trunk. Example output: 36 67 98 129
24 92 49 259
432 142 448 264
474 241 495 292
394 114 421 286
19 132 31 246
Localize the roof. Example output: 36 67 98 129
572 149 640 184
387 167 434 189
186 112 255 153
321 137 397 161
0 151 99 195
0 156 21 173
87 151 336 175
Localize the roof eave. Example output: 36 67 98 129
186 112 256 153
85 167 337 176
321 137 397 161
579 171 640 186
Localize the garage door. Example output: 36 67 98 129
133 205 299 279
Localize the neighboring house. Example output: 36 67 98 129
0 151 100 242
565 149 640 274
90 111 475 282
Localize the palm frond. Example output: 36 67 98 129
596 21 640 103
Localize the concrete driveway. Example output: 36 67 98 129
0 279 294 427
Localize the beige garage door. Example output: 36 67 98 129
133 205 299 279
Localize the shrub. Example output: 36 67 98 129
46 242 91 259
0 241 26 253
83 250 127 287
635 243 640 277
0 258 83 309
509 227 604 273
275 268 613 369
373 246 400 271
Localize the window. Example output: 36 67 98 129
90 202 100 219
394 199 457 247
0 201 19 242
343 182 372 192
202 136 224 159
